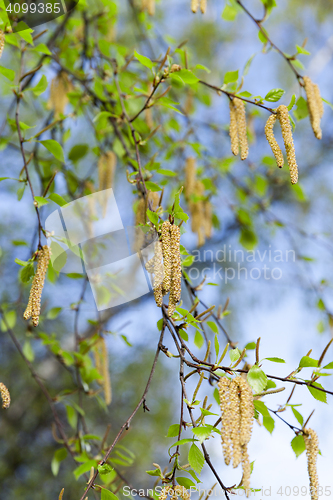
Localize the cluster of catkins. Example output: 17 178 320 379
23 245 51 327
145 220 181 316
229 98 249 161
159 485 190 500
94 337 112 405
47 72 73 118
218 376 254 497
264 105 298 184
185 157 212 247
303 428 319 500
191 0 207 14
0 382 10 409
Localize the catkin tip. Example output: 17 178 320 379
0 382 10 409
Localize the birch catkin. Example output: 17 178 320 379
0 382 10 409
48 73 72 118
185 157 196 201
161 220 172 294
264 114 284 168
277 105 298 184
147 0 155 15
168 224 181 316
98 151 116 192
0 30 5 59
303 76 323 140
234 98 249 160
218 377 232 465
23 246 51 327
153 241 164 307
229 99 239 156
200 0 207 14
191 0 199 13
304 428 319 500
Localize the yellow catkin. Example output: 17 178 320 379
145 108 154 128
101 337 112 405
185 157 197 201
23 246 51 327
313 84 324 119
168 224 181 316
48 73 73 118
241 444 251 497
200 0 207 13
277 105 298 184
153 241 164 307
174 486 190 500
0 30 5 59
0 382 10 409
218 377 232 465
191 0 199 13
229 379 242 468
161 220 172 295
159 487 171 500
148 191 160 211
304 428 319 500
229 100 239 156
135 197 146 226
264 114 284 168
98 151 116 192
147 0 155 15
203 200 212 239
234 98 249 160
304 76 322 140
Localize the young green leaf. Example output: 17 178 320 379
188 444 205 474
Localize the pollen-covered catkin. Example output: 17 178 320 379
313 84 324 119
303 76 322 140
229 100 239 156
147 0 155 15
304 428 319 500
159 487 171 500
277 105 298 184
185 157 197 201
101 338 112 405
48 73 73 118
98 151 116 192
229 378 242 468
0 30 5 59
161 220 172 294
218 377 232 465
168 224 181 317
241 444 251 497
153 241 164 307
191 0 199 13
135 197 146 226
234 98 249 160
0 382 10 409
148 191 160 211
200 0 207 13
265 114 284 168
174 486 190 500
23 246 51 327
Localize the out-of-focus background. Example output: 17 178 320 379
0 0 333 498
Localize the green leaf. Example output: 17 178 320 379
34 196 49 207
98 464 114 475
194 331 204 349
146 468 162 477
323 362 333 369
33 43 52 55
73 460 96 480
253 400 270 417
39 140 64 162
101 490 118 500
47 307 62 320
262 415 275 433
48 193 67 207
166 424 180 438
145 181 162 192
188 444 204 474
68 144 89 162
245 342 256 350
0 310 16 331
222 4 238 21
224 70 238 84
291 407 303 426
66 405 77 429
264 88 285 102
192 426 212 444
229 348 241 363
307 382 327 403
51 448 67 476
23 340 35 362
291 435 306 458
299 356 318 368
172 69 199 85
18 29 34 45
264 357 286 363
294 96 308 121
146 209 158 226
247 365 267 393
214 334 219 359
287 94 296 111
177 478 196 489
0 66 15 81
29 75 48 96
207 321 218 334
296 45 310 55
134 50 154 69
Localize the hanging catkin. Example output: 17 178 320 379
200 0 207 13
234 98 249 160
153 241 164 307
23 246 51 327
304 428 319 500
161 220 172 294
229 99 239 156
168 224 181 316
98 151 116 192
159 487 171 500
191 0 199 13
174 486 190 500
303 76 323 140
0 30 5 59
0 382 10 409
48 73 73 118
135 197 146 225
185 157 197 201
94 337 112 405
218 375 254 497
277 105 298 184
147 0 155 15
203 200 212 238
264 114 284 168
